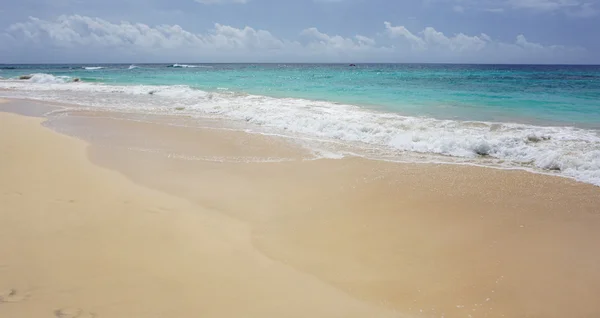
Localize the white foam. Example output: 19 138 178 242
83 66 104 70
172 64 199 68
128 65 138 70
171 64 212 68
26 73 72 84
1 80 599 186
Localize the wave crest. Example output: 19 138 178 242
24 73 73 84
169 64 212 68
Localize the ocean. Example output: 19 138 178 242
1 63 600 185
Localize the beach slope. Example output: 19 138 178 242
0 112 395 318
2 102 600 318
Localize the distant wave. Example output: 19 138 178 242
83 66 104 70
169 64 212 69
1 80 599 186
14 73 78 84
128 65 138 70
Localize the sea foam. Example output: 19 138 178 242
171 64 198 68
1 78 599 186
23 73 73 84
170 64 212 68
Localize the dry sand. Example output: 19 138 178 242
1 100 600 318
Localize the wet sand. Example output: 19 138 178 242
1 99 600 318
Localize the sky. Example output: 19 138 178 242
0 0 598 64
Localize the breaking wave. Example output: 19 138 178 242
17 73 74 84
1 79 599 186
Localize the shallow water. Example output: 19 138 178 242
3 63 600 126
1 63 599 185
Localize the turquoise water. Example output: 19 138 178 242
2 63 600 127
1 63 600 186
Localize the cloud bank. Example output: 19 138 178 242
0 15 587 63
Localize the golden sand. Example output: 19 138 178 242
0 112 394 318
1 101 600 318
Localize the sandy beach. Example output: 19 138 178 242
1 98 600 318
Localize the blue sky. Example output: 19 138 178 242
0 0 598 63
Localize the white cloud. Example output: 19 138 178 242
300 27 376 50
384 22 489 53
299 27 385 60
384 21 426 50
355 35 376 46
211 23 286 50
382 21 584 62
0 15 587 63
5 15 284 51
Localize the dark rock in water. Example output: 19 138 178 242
547 165 561 171
473 144 491 156
72 78 80 82
489 124 502 131
526 134 550 143
349 64 357 67
19 75 33 80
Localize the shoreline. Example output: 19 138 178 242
1 96 598 187
3 81 600 130
2 98 600 317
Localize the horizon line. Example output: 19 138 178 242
2 62 600 66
